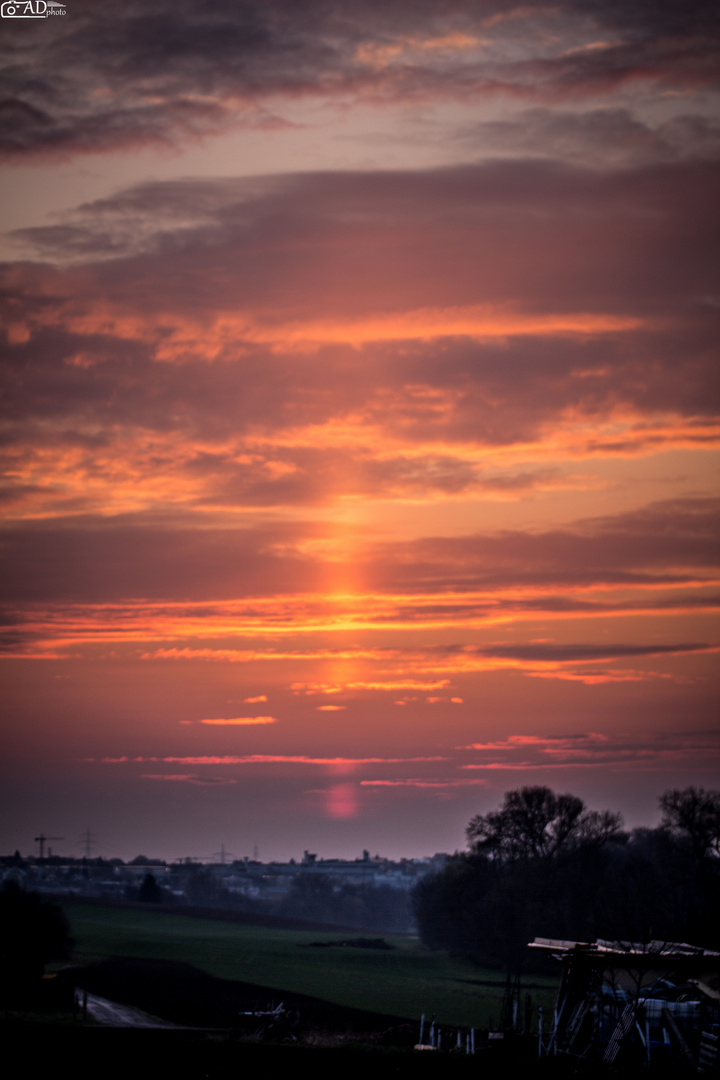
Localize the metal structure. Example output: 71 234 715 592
34 833 63 859
530 937 720 1072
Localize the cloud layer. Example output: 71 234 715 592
1 0 718 860
2 1 719 160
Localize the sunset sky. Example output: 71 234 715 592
1 0 718 862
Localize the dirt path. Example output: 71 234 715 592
81 991 179 1028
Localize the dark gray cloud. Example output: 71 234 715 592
0 0 717 159
0 496 717 615
366 497 720 593
11 159 719 319
468 642 714 663
460 727 720 772
0 517 326 603
455 109 720 167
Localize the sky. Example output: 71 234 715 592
1 0 718 863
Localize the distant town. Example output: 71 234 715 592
0 847 449 933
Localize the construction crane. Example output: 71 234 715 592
34 833 63 859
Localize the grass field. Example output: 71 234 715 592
63 902 557 1028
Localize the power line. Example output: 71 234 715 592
211 842 233 865
79 828 97 859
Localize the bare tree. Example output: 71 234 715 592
659 786 720 861
467 786 623 861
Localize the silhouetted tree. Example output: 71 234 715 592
0 881 72 989
138 872 164 903
415 786 720 970
659 786 720 860
414 787 628 968
467 785 623 861
658 786 720 941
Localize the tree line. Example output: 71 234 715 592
411 785 720 970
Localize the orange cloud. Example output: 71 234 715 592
292 679 451 693
10 581 717 661
360 778 487 788
198 716 277 725
24 296 648 369
524 668 681 684
355 31 478 70
240 305 646 351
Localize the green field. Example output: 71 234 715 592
63 902 556 1028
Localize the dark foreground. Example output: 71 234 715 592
71 954 412 1032
4 1022 670 1080
3 956 705 1078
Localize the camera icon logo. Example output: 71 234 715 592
1 1 68 17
